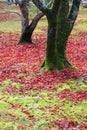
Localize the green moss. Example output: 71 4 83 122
0 101 11 113
1 79 11 87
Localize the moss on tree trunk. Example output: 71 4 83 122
42 0 75 71
42 20 73 70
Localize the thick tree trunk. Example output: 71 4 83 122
42 0 74 70
42 18 73 70
18 0 81 70
41 0 81 71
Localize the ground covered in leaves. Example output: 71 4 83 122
0 31 87 130
0 8 87 130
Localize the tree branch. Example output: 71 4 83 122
32 0 50 14
29 0 53 30
68 0 81 30
47 0 54 8
26 0 53 34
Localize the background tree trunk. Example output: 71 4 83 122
17 0 29 34
18 0 53 43
19 12 44 43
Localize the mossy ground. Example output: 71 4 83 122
0 78 87 129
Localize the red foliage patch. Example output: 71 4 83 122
52 119 78 129
0 12 18 21
67 32 87 69
52 118 87 130
0 31 87 129
59 89 87 101
0 32 87 94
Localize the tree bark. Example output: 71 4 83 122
42 16 72 70
42 13 58 70
19 12 44 43
16 0 29 33
18 0 81 70
42 0 81 70
19 0 53 44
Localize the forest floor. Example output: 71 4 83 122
0 4 87 130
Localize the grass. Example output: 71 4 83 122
72 8 87 34
0 17 47 33
0 6 87 34
0 79 87 129
0 3 47 33
0 19 21 33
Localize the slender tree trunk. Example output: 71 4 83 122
19 25 32 43
18 0 53 44
19 12 44 43
16 0 29 34
19 0 29 33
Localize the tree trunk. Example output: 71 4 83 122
42 0 75 70
19 0 29 34
16 0 29 34
18 0 53 44
42 17 73 70
19 0 81 70
25 0 81 71
42 15 58 70
19 25 32 43
19 12 44 43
